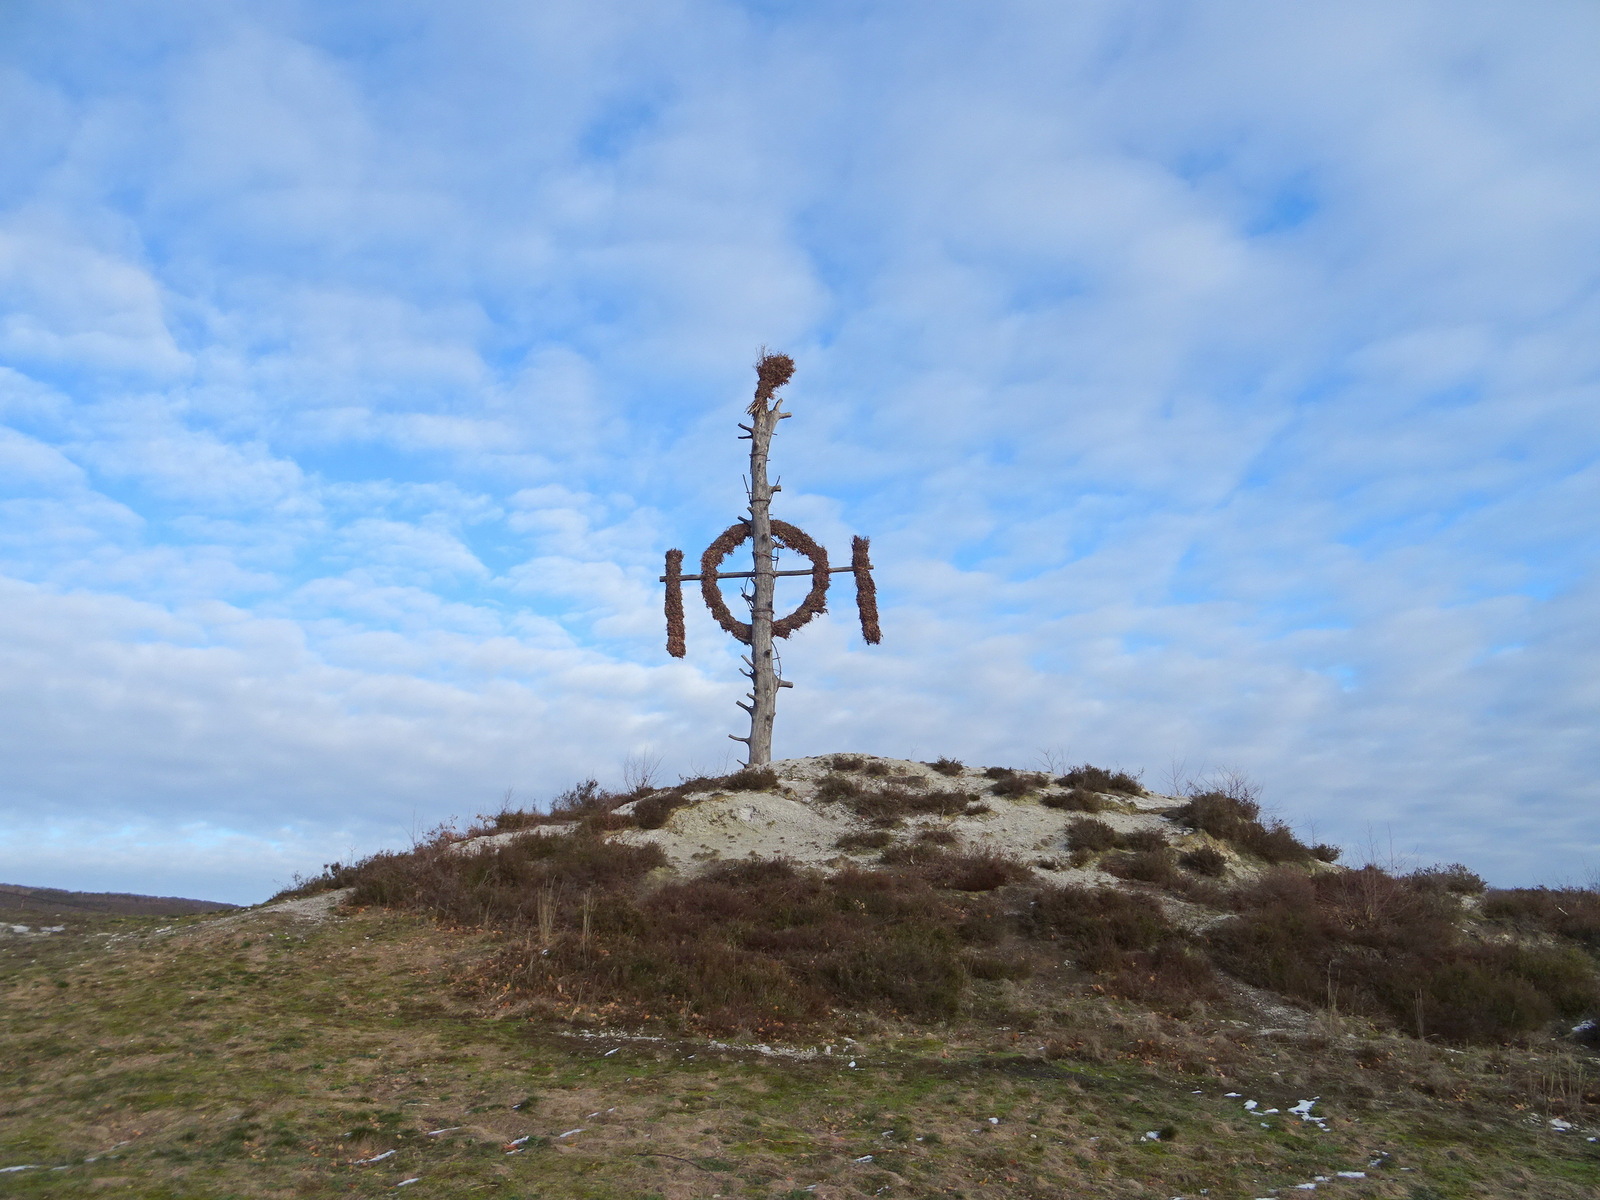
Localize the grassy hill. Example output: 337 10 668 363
2 756 1596 1198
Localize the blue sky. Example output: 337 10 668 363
1 1 1597 903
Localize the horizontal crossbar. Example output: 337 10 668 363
660 566 856 582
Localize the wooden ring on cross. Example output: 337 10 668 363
699 519 831 645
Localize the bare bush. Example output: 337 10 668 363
622 751 663 793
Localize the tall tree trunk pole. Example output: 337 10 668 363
744 397 780 766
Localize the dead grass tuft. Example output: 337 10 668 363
725 766 779 791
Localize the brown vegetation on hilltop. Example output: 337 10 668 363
1055 764 1144 795
295 805 1600 1045
1210 866 1597 1042
812 773 977 824
1040 787 1109 812
277 758 1600 1050
1171 789 1337 864
316 817 1251 1034
1483 885 1600 948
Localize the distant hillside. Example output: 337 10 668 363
0 881 239 918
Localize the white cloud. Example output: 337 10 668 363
0 218 188 374
0 1 1595 897
0 425 87 490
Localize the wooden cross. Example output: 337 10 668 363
662 353 880 766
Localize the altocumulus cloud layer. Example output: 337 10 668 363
0 0 1596 902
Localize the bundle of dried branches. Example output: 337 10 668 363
750 350 795 411
664 548 686 657
852 535 881 644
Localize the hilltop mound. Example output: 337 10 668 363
287 754 1598 1049
466 754 1267 883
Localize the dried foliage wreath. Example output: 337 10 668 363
698 521 752 641
698 519 831 645
771 521 831 638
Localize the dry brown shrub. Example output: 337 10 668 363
1179 846 1228 877
879 846 1031 891
1066 818 1122 853
1102 944 1223 1016
1210 867 1600 1042
990 772 1047 798
1123 828 1168 852
1055 765 1143 795
1482 887 1600 949
345 828 1036 1034
815 773 864 803
1018 884 1173 971
725 766 778 791
924 851 1033 892
1040 788 1107 813
964 950 1031 981
1103 849 1183 889
1172 791 1315 863
817 777 970 824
